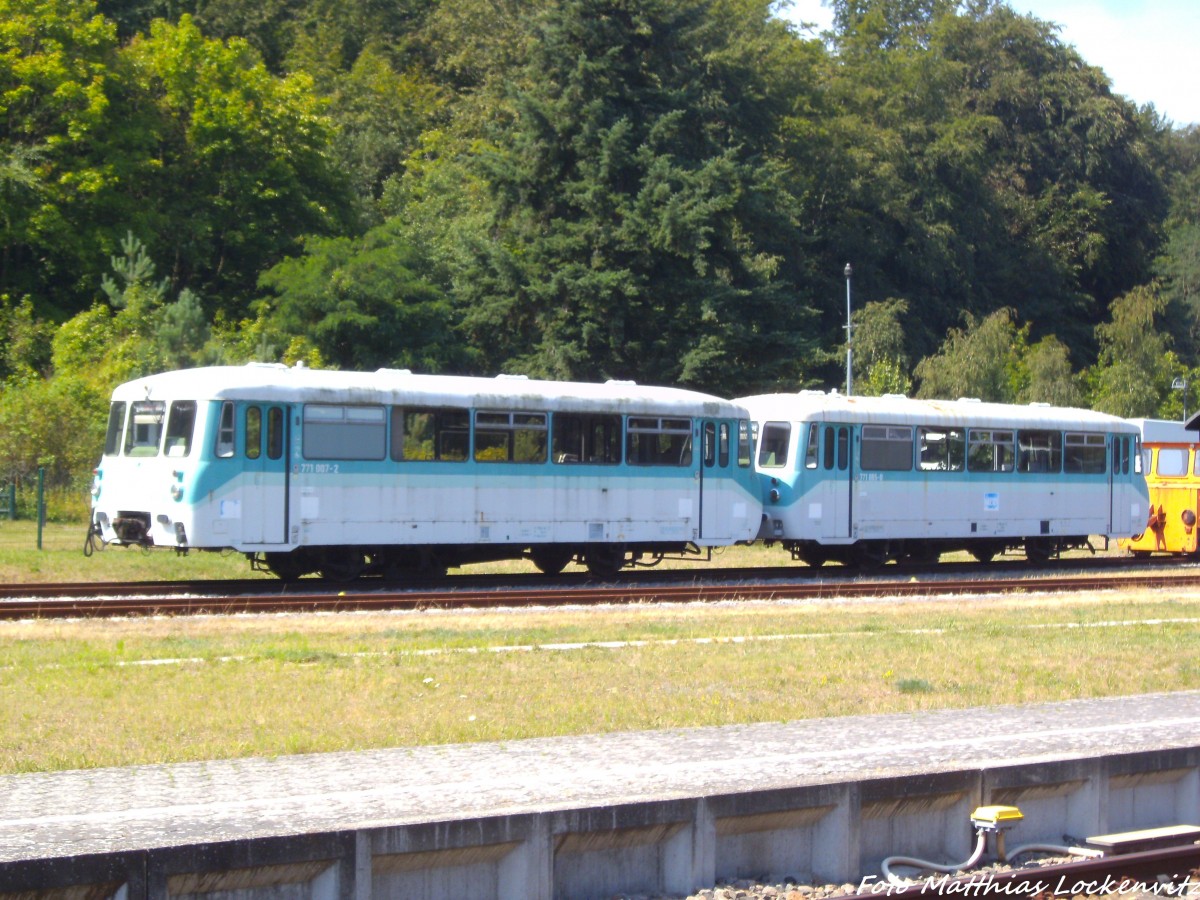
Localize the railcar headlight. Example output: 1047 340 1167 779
170 484 184 501
769 488 781 503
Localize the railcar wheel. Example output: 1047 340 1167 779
792 547 830 566
969 544 999 564
852 542 889 568
264 551 311 581
318 548 367 582
797 547 827 568
530 546 574 575
381 548 447 580
905 544 940 565
585 545 625 578
1024 539 1053 564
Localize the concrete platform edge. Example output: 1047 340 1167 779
2 746 1198 900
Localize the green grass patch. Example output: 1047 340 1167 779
1 592 1198 774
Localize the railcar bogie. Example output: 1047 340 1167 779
737 392 1147 568
91 365 762 581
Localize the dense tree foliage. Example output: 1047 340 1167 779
451 0 816 393
2 0 1199 488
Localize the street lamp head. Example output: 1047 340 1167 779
1173 377 1188 390
844 263 852 279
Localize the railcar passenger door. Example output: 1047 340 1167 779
1110 433 1133 534
819 424 853 540
241 403 290 545
698 420 728 540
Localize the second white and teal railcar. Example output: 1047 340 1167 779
91 364 762 579
736 391 1148 566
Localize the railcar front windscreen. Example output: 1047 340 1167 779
124 400 165 457
163 401 197 458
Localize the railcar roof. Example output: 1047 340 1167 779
736 391 1139 433
1130 418 1198 444
110 365 742 417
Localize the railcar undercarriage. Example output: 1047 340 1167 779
251 541 713 582
775 535 1099 568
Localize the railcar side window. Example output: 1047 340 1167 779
737 420 752 468
758 422 791 468
124 400 166 457
1113 435 1131 476
627 417 693 466
475 411 548 463
719 423 730 468
164 401 197 458
918 427 965 471
804 424 819 469
267 407 284 460
1017 430 1062 474
967 429 1015 473
551 413 621 464
861 425 913 471
216 401 235 458
392 407 469 461
703 423 717 468
245 406 262 460
1064 433 1107 474
104 402 126 456
1156 447 1187 477
303 405 386 460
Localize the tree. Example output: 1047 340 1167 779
321 44 445 224
53 233 213 388
1087 284 1175 417
457 0 816 394
808 0 1167 373
849 297 912 395
0 0 119 308
1159 223 1200 361
116 15 355 317
1017 337 1084 407
914 308 1022 401
0 295 53 382
934 2 1166 357
257 219 464 371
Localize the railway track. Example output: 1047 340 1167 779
4 561 1200 619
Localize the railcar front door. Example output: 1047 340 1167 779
242 403 290 545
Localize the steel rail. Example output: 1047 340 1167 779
4 570 1200 619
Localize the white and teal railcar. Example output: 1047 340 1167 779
736 391 1148 566
91 364 762 579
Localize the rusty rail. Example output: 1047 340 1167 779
3 569 1200 619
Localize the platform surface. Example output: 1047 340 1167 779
2 690 1198 863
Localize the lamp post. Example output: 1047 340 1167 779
844 263 853 396
1173 376 1189 421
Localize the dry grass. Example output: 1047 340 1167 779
1 588 1197 774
